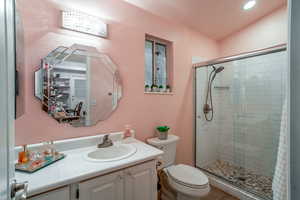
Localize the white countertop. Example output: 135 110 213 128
16 138 163 197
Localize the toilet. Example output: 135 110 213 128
147 135 210 200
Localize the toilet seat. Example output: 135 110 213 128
165 164 210 197
167 164 209 187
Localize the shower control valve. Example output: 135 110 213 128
203 104 212 114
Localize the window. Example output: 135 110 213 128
145 36 171 92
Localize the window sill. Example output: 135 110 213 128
144 92 174 95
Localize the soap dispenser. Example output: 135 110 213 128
124 125 131 138
123 125 136 139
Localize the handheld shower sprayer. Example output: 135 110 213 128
203 65 224 121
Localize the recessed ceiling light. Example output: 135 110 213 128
243 0 256 10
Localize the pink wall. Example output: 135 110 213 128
16 0 288 166
15 0 219 165
219 5 287 57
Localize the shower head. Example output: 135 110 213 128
210 66 224 82
204 66 225 122
215 66 224 73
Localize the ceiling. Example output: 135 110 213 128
123 0 287 41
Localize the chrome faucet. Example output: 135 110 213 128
97 134 113 148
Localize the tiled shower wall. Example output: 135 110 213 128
196 50 287 177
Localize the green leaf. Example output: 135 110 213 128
156 126 170 132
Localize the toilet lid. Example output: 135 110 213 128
167 164 209 188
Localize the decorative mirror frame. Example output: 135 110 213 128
35 44 122 127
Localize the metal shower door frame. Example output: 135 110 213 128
193 44 287 199
0 0 16 199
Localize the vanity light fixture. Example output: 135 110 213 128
243 0 256 10
61 11 108 38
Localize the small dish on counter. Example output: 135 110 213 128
15 152 65 173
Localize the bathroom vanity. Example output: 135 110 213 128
28 160 156 200
15 133 163 200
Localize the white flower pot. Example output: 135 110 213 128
152 87 159 92
157 130 168 140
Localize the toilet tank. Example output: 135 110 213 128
147 135 179 168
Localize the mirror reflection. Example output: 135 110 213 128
35 44 122 127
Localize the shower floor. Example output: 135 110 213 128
203 160 273 200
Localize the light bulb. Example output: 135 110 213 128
243 0 256 10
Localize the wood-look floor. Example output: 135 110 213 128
202 187 239 200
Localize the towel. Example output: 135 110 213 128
272 99 288 200
158 169 177 200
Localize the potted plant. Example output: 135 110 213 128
145 85 150 92
166 85 171 92
156 126 170 140
159 85 164 92
151 84 159 92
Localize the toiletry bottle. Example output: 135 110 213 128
49 141 55 156
130 128 136 138
43 141 54 162
124 125 131 138
18 145 29 164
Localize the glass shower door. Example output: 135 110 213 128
195 50 287 200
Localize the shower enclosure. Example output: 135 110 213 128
194 45 287 200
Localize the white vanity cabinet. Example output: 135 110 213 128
124 160 157 200
28 187 70 200
26 159 158 200
77 160 157 200
78 171 124 200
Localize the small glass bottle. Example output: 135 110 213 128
18 145 29 164
43 141 54 162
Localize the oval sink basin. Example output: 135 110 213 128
85 143 137 162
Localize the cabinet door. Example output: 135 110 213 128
78 171 124 200
124 160 157 200
29 187 70 200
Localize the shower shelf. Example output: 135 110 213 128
213 86 230 89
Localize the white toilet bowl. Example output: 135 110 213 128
147 135 210 200
165 164 210 200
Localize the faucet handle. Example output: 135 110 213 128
98 134 113 148
103 134 109 140
102 134 112 143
